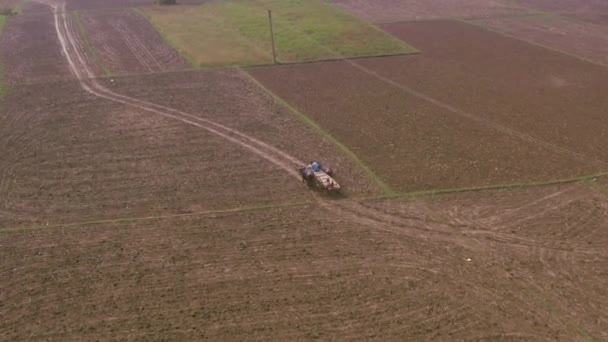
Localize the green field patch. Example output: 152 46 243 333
139 0 416 67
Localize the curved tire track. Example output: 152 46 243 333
36 0 607 262
38 0 304 180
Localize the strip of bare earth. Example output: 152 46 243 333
0 15 5 95
72 10 111 75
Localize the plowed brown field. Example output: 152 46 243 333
78 9 189 75
98 70 378 195
1 0 607 340
361 21 608 164
0 80 311 228
0 3 72 84
474 14 608 66
247 59 599 192
2 184 607 340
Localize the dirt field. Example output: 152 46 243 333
2 184 607 340
0 80 314 228
509 0 608 14
332 0 528 23
568 12 608 25
474 14 608 66
1 0 608 340
247 59 599 192
98 69 378 195
77 9 189 75
360 21 608 164
0 2 72 84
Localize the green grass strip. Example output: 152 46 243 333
72 10 111 76
0 200 313 233
364 171 608 201
239 68 394 195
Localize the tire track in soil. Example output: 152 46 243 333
115 22 163 73
33 2 606 300
270 24 608 171
124 22 164 71
8 6 607 337
27 1 466 273
37 0 305 180
115 23 153 72
332 198 606 257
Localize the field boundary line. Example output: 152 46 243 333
239 68 394 195
4 171 605 233
5 50 417 86
463 18 608 70
259 50 419 67
363 171 608 201
71 10 111 76
0 201 313 233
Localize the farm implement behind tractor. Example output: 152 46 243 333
298 161 341 193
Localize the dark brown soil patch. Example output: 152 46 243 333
78 9 189 75
247 59 597 192
361 20 608 166
0 3 72 85
474 14 608 66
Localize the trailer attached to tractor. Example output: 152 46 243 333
298 161 341 192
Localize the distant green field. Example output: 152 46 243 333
139 0 417 67
0 15 6 96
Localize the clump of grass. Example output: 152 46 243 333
0 7 16 16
